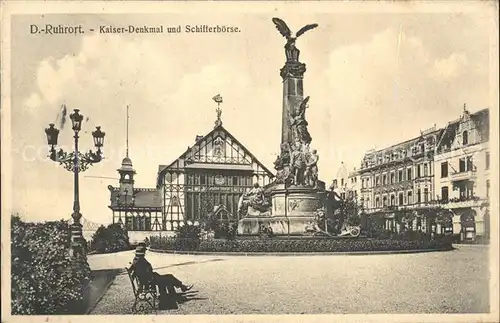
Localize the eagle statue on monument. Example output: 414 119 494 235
272 17 318 62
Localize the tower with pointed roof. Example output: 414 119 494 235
118 105 136 194
108 105 162 240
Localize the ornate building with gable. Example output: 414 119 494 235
433 107 490 241
108 105 274 241
156 114 274 231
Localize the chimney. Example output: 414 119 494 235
195 135 203 143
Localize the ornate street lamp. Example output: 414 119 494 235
45 108 105 258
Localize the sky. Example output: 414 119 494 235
8 8 496 224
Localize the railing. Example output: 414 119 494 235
450 170 477 182
434 196 484 209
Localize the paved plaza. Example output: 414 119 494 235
89 245 489 314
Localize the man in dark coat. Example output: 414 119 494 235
129 244 193 309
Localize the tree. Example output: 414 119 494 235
394 208 416 232
90 223 130 253
200 193 215 231
321 191 361 234
341 193 361 227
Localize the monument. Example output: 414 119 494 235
238 18 326 236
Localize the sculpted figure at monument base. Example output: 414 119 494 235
237 183 271 217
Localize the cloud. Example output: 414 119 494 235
431 53 469 80
14 33 256 222
307 27 483 181
13 22 490 223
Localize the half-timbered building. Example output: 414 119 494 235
156 119 274 231
108 109 274 239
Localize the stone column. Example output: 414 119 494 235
280 62 306 145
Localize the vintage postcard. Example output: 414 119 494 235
1 1 499 323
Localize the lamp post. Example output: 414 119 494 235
45 108 105 258
116 189 135 226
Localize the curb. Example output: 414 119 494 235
86 270 120 314
147 247 454 256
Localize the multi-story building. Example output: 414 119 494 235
348 167 361 205
358 125 443 232
433 107 490 241
332 162 361 200
156 117 274 231
331 163 362 209
356 106 490 241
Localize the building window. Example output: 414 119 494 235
424 163 428 176
441 186 449 201
383 196 388 206
417 189 421 203
233 176 238 186
486 152 490 170
399 193 404 205
390 172 395 184
487 180 490 198
459 158 466 172
398 170 403 182
375 197 380 207
417 165 421 178
341 178 344 186
390 195 395 206
462 130 468 145
466 156 474 171
200 175 206 185
407 191 413 204
376 176 380 186
407 168 412 181
383 174 387 185
441 162 448 178
424 188 429 203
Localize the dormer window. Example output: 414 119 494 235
462 131 468 145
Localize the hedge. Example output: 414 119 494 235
90 223 130 254
149 235 452 253
11 215 91 315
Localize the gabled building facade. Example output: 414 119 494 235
108 112 274 241
156 122 274 231
433 108 490 241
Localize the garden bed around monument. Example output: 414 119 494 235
149 236 453 254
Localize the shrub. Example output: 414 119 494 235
174 224 202 250
214 221 238 240
11 215 91 315
90 223 130 254
175 224 201 239
149 236 452 253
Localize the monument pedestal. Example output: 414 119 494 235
237 184 325 235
